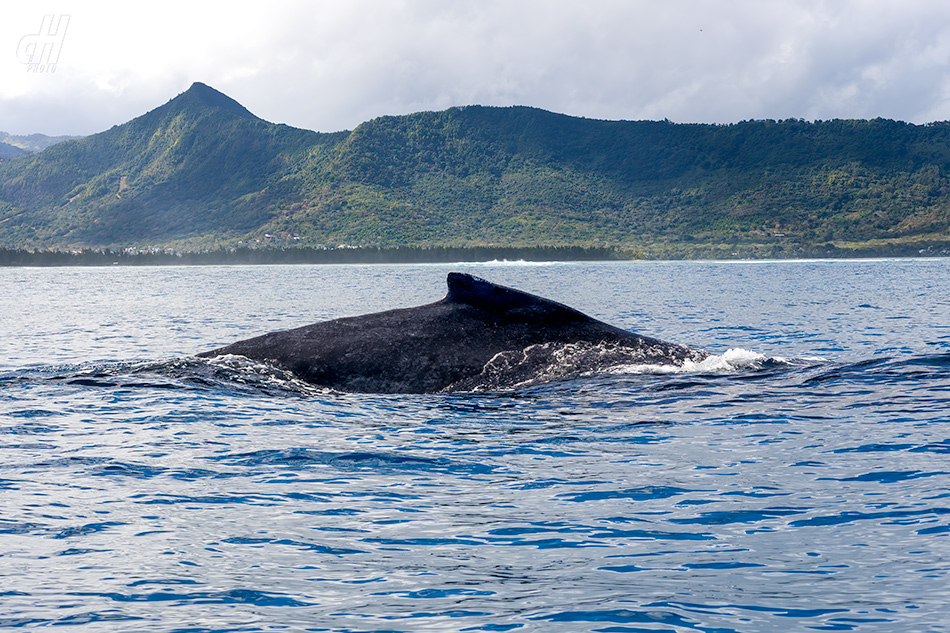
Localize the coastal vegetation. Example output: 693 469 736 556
1 82 949 259
0 245 619 266
2 238 944 267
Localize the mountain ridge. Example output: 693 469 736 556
0 83 336 246
0 131 82 154
0 142 27 159
1 82 950 254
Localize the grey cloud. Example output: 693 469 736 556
5 0 950 135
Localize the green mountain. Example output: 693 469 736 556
0 131 82 154
0 83 339 247
2 82 950 255
0 142 28 159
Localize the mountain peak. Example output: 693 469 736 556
171 82 258 119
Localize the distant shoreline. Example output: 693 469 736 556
0 246 620 267
2 242 949 267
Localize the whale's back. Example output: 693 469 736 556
198 273 706 393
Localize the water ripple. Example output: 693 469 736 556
4 262 950 632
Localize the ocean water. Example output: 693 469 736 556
1 259 949 632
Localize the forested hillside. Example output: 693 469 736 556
1 82 949 256
0 131 81 154
0 142 28 159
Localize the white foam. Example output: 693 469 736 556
608 348 772 375
201 354 330 395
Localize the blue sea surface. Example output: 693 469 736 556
1 259 949 632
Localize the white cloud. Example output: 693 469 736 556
3 0 950 135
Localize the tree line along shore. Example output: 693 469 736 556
2 240 948 267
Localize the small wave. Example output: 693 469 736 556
608 348 797 375
448 343 804 391
8 346 815 398
469 259 561 267
191 354 329 396
803 352 950 386
212 448 496 475
13 356 328 398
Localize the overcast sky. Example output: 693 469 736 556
4 0 950 136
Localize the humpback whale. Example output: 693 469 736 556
198 272 708 393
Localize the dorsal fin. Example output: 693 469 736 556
444 272 590 321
